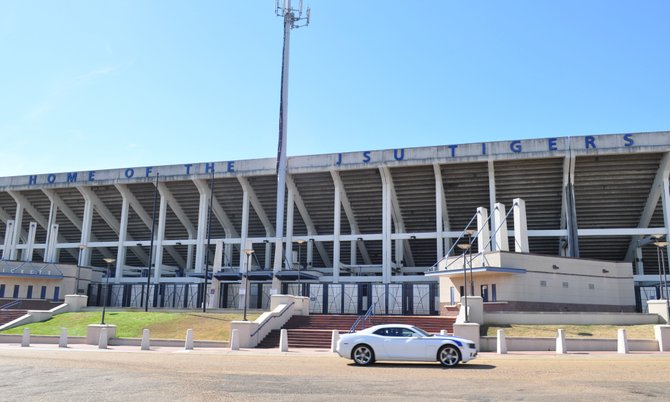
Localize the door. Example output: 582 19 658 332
379 327 427 360
480 284 489 302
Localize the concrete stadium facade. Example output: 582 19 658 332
1 131 669 314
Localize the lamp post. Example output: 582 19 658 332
456 242 471 323
101 258 115 325
296 239 305 296
242 248 255 321
653 241 670 320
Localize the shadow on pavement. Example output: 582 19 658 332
348 362 496 370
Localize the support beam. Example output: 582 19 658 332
237 177 276 237
192 179 239 238
333 184 341 283
493 202 509 251
513 198 529 253
488 159 497 216
476 207 490 253
624 152 670 262
433 164 450 260
153 195 168 282
380 166 392 283
329 171 372 265
380 167 415 268
662 178 670 279
286 175 332 267
116 196 129 282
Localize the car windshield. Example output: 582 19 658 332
411 326 430 337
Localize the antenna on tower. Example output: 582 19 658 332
275 0 311 29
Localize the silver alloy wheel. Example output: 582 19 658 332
439 345 460 367
352 345 374 366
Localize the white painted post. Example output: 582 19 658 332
279 329 289 352
439 330 448 335
617 328 629 354
185 329 194 350
230 329 240 351
21 328 30 347
513 198 529 253
153 195 168 282
116 196 129 283
654 325 670 352
333 185 341 284
1 220 14 260
497 329 507 354
141 329 150 351
331 330 339 353
25 222 37 262
98 327 108 349
59 328 68 348
476 207 490 253
493 203 509 251
556 329 566 354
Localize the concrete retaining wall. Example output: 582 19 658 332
479 336 660 352
484 311 660 326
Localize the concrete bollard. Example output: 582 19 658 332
141 329 150 351
617 328 629 354
440 330 448 336
556 329 566 354
230 329 240 351
497 329 507 354
59 328 68 348
331 330 339 353
185 329 194 350
279 329 288 352
654 325 670 352
99 327 108 349
21 328 30 347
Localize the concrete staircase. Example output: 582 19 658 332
0 310 28 327
256 314 456 349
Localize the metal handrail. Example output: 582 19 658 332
427 212 478 272
349 302 376 333
250 301 295 339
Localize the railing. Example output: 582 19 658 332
0 299 22 310
349 303 376 333
250 301 295 343
427 201 518 273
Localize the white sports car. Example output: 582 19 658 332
336 324 477 367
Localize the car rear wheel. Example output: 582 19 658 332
352 344 375 366
438 345 461 367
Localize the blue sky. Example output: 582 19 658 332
1 0 669 176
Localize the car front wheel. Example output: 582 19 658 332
352 344 375 366
438 345 461 367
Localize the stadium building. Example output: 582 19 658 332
0 131 669 315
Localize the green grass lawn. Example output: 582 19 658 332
0 311 260 340
482 324 657 339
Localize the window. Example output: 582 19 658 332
540 280 547 287
40 286 47 299
491 284 497 302
53 286 60 301
562 282 569 288
0 284 5 298
374 327 416 337
13 285 19 298
26 286 33 299
588 284 595 290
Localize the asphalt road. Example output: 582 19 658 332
0 345 668 401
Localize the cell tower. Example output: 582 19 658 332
272 1 310 292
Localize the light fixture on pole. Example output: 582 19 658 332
101 258 116 325
653 240 670 321
296 239 305 296
242 248 255 321
456 242 471 323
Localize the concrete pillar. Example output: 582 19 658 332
381 170 392 284
45 224 59 263
195 190 209 273
185 329 194 350
556 329 566 354
476 207 490 253
141 329 150 351
617 328 629 354
333 185 341 283
230 328 240 350
435 164 445 260
59 328 68 348
453 323 480 351
497 329 507 354
331 330 339 353
186 243 194 271
79 197 93 266
493 203 509 252
153 195 167 282
1 220 15 260
350 240 357 265
513 198 529 253
279 328 288 352
44 202 58 262
10 203 24 260
116 196 129 283
264 241 272 270
99 327 108 349
654 325 670 351
487 159 497 219
286 188 294 268
21 328 30 347
213 240 223 270
307 238 313 268
661 178 670 288
238 191 250 310
24 222 37 262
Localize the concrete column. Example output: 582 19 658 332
286 188 294 268
350 240 357 265
10 203 24 260
381 170 392 284
487 159 496 218
45 224 59 263
195 190 209 273
306 239 313 268
476 207 490 253
556 329 567 354
435 165 445 260
635 247 644 275
493 203 509 252
153 195 167 282
186 244 194 271
1 220 14 260
79 196 93 266
496 329 507 354
661 178 670 286
238 191 250 310
116 196 129 283
617 328 629 354
513 198 529 253
333 185 341 283
213 240 223 270
264 241 272 269
44 201 58 262
224 243 233 267
24 222 37 262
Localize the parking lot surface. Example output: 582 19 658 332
0 343 668 401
